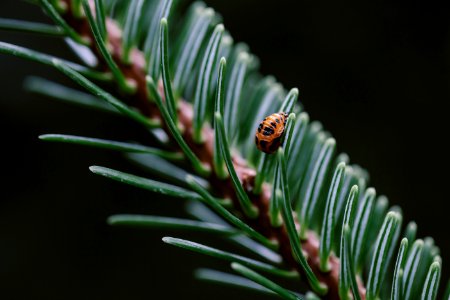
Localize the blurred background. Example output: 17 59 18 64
0 0 449 299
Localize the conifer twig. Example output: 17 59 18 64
58 1 366 298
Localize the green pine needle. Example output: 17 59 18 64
319 162 346 272
146 76 210 177
420 261 441 300
145 0 173 78
122 0 144 63
172 4 208 91
366 211 402 300
286 112 309 185
404 221 417 245
108 214 238 236
230 263 302 300
215 112 258 218
159 18 178 125
342 225 362 300
299 137 336 237
277 149 328 295
269 163 282 227
90 166 201 200
403 239 425 300
126 153 209 190
186 201 282 264
213 58 228 179
71 0 82 18
224 51 250 141
39 134 183 161
163 237 297 278
0 18 63 36
351 187 376 271
94 0 107 40
283 113 297 159
195 268 276 295
291 121 323 207
0 42 111 81
338 185 358 299
82 0 136 93
363 195 389 255
186 175 275 250
51 59 158 127
280 88 299 114
193 24 224 142
24 77 117 114
39 0 89 45
253 154 275 195
392 238 408 300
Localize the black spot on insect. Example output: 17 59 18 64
276 118 280 123
258 127 261 133
268 136 282 152
260 140 268 148
264 127 274 134
263 131 271 136
270 122 276 127
255 136 259 145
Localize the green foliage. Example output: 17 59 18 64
90 166 200 200
163 237 297 278
82 0 135 92
145 0 173 79
94 0 106 40
421 261 441 300
338 185 358 299
366 212 402 300
403 239 425 300
0 42 111 81
213 58 228 179
24 77 117 113
121 0 144 63
195 268 278 296
186 175 275 249
108 214 238 236
342 225 361 300
276 149 327 295
0 18 63 36
39 134 183 160
0 1 446 299
146 76 209 176
231 263 302 300
319 162 345 272
193 24 224 142
392 238 408 300
160 18 178 124
298 137 336 238
40 0 89 44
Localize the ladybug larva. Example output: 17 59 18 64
255 112 289 154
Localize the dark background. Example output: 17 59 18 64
1 0 449 299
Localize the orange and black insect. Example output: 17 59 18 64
255 112 288 154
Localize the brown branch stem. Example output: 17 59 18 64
59 1 366 299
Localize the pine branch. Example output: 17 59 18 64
52 1 365 298
5 1 444 299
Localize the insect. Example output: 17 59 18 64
255 112 289 154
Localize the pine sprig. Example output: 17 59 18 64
0 1 447 299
